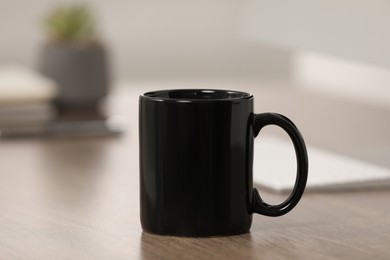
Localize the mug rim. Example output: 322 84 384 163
140 89 253 102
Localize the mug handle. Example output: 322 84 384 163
251 113 308 217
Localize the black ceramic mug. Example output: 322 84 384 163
139 89 308 237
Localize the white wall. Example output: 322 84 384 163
242 0 390 107
0 0 291 81
293 52 390 108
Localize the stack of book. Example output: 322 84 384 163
0 66 58 137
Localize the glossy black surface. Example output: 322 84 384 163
139 89 308 237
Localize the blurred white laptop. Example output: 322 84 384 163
254 137 390 193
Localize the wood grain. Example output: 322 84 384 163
0 84 389 259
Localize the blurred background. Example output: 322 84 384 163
0 0 292 81
1 0 390 92
1 0 389 164
0 1 390 257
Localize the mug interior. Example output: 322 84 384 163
144 89 251 100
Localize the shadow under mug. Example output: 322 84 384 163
139 89 308 237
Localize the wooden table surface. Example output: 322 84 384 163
1 82 389 259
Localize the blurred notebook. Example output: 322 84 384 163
254 137 390 192
0 106 124 138
0 66 123 138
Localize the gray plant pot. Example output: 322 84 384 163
39 43 110 108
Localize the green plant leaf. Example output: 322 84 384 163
44 4 97 44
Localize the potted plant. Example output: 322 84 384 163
39 4 109 109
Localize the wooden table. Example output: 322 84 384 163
1 83 389 259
